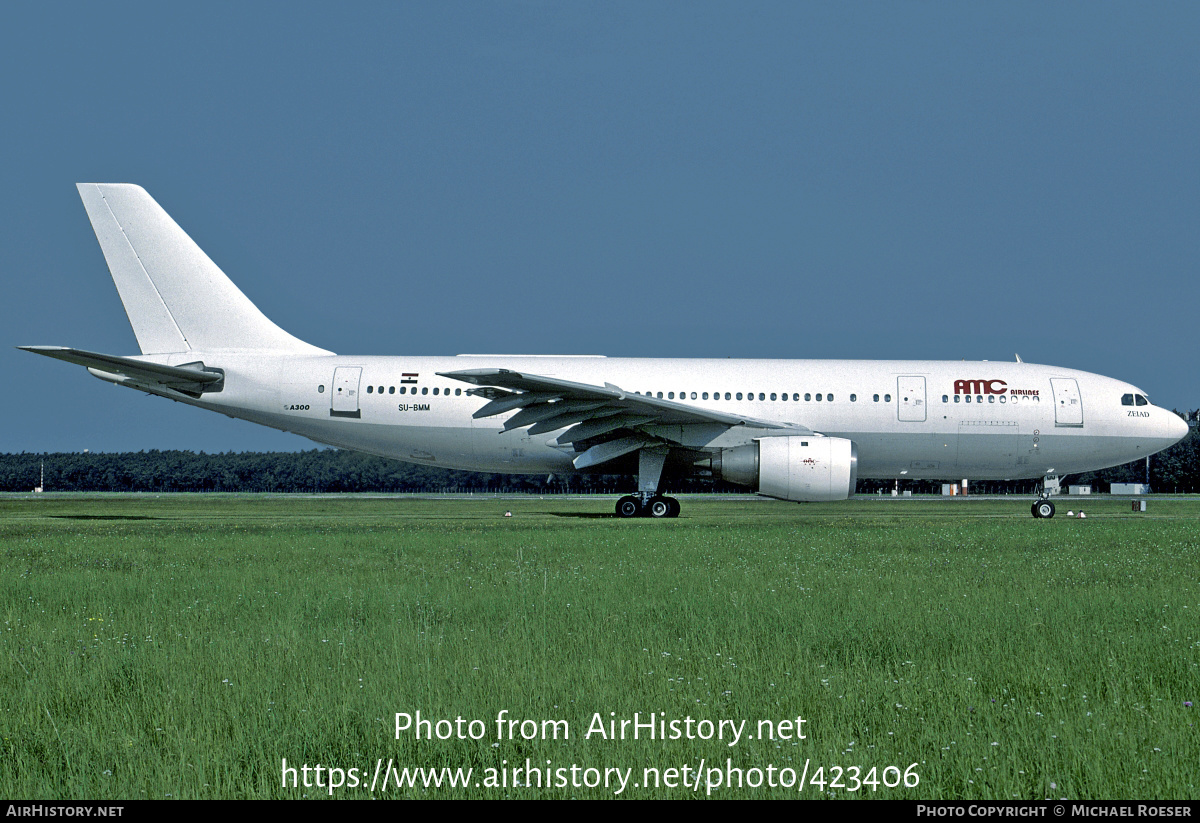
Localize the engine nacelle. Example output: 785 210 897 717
710 436 858 502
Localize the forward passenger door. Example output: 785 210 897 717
897 376 927 422
1050 378 1083 427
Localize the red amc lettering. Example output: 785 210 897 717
953 379 1008 395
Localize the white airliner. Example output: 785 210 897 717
21 184 1189 518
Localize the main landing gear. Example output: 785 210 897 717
615 448 680 517
615 493 681 518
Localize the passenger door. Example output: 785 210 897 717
897 376 927 422
330 367 362 418
1050 378 1083 427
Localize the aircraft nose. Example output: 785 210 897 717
1166 410 1189 444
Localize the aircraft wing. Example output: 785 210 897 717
19 346 224 397
438 367 812 469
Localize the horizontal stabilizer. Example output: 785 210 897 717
19 346 224 396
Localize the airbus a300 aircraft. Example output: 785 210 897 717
22 184 1189 518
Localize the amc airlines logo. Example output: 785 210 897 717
954 379 1007 395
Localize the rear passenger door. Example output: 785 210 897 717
331 367 362 418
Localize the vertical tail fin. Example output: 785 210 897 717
76 183 332 356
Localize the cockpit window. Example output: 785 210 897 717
1136 394 1149 407
1122 393 1134 406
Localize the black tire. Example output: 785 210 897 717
616 496 641 518
648 496 672 518
1033 499 1055 519
666 497 681 518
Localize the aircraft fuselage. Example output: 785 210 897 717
134 352 1183 482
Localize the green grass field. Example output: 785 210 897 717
1 494 1197 799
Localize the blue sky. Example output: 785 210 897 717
3 2 1197 453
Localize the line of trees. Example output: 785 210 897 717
0 449 626 494
4 412 1197 494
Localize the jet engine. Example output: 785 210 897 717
708 436 858 502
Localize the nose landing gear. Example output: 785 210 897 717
1031 475 1058 518
1031 498 1056 519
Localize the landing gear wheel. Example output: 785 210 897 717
666 497 681 518
648 496 672 518
616 496 641 518
1032 499 1056 519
